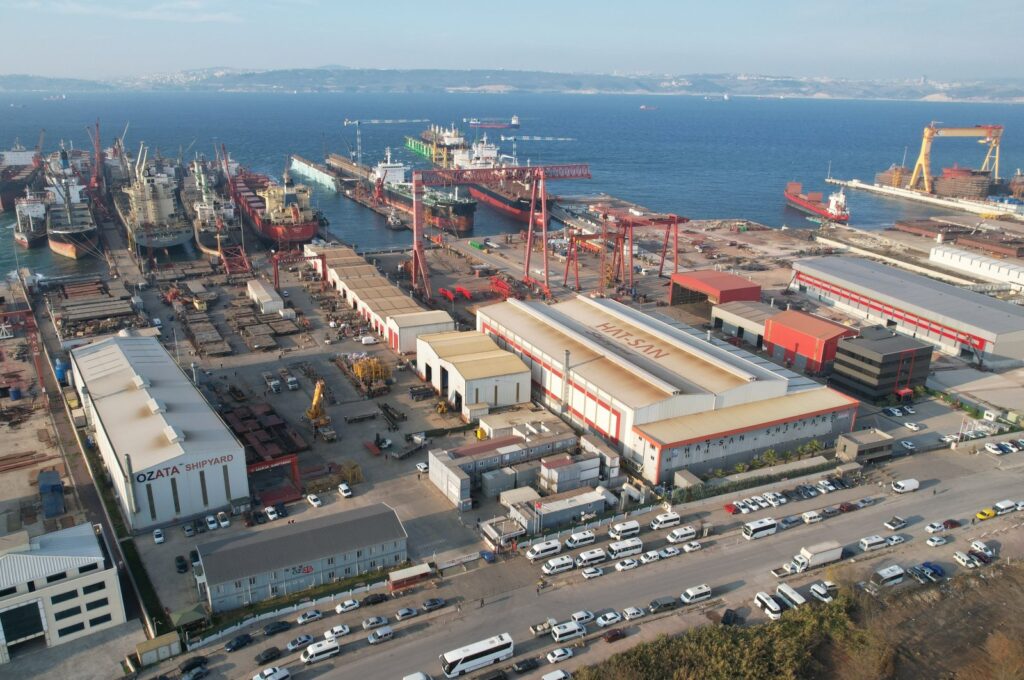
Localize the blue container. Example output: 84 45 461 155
55 359 67 385
9 387 22 401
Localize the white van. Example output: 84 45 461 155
253 669 291 680
402 674 432 680
550 621 586 643
367 625 394 644
542 555 574 575
564 530 596 549
609 520 641 540
526 539 562 562
650 512 681 530
802 510 823 524
891 479 920 494
954 551 976 568
680 584 712 604
754 591 782 620
301 639 340 664
574 548 608 568
360 336 380 345
859 535 887 552
666 526 698 543
994 500 1017 515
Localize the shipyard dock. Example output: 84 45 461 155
826 177 1024 220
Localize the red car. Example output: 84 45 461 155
942 519 961 530
724 503 739 515
838 502 857 513
602 628 626 643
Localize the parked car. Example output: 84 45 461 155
640 551 661 565
809 581 838 603
659 546 681 559
254 511 267 525
855 497 875 509
721 609 740 626
884 516 907 531
205 515 219 531
415 462 429 474
306 494 323 508
822 506 840 517
595 611 622 628
153 529 165 544
512 658 540 673
887 535 906 546
262 621 291 636
422 598 447 612
296 610 322 625
903 405 916 414
925 522 945 534
682 541 702 553
615 559 639 572
324 625 350 641
622 607 646 621
943 519 961 530
723 503 739 515
225 634 254 652
838 502 856 513
361 593 388 607
899 440 916 451
926 535 948 547
175 555 188 573
254 647 281 664
779 516 803 530
182 524 195 538
969 550 992 565
179 656 208 673
921 561 945 578
547 648 573 664
182 668 209 680
602 628 627 642
581 567 604 580
361 616 388 630
396 607 418 621
264 506 279 521
286 635 314 652
217 511 230 528
335 599 359 613
904 422 921 431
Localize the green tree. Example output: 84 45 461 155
762 448 778 467
734 462 749 474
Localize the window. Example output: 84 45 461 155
327 557 334 565
199 470 209 507
46 571 68 584
248 577 256 585
86 597 108 611
370 560 377 568
344 567 351 575
327 571 335 580
171 477 181 514
222 465 231 503
79 563 98 574
54 606 81 621
89 613 112 627
51 589 77 605
145 483 156 521
356 550 362 558
82 582 104 595
0 586 16 597
58 622 85 637
234 581 242 588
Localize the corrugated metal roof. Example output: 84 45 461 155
450 350 529 381
419 331 498 359
713 300 780 324
794 257 1024 338
388 310 454 328
670 270 761 294
0 524 103 590
71 335 244 471
199 504 406 585
766 310 855 341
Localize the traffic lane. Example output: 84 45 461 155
314 467 1024 680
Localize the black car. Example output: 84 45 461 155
476 669 506 680
254 512 267 525
274 503 288 518
720 609 740 626
178 656 207 673
422 597 447 612
175 555 188 573
189 549 200 565
254 646 282 664
602 628 627 643
511 657 540 674
830 477 849 490
262 620 292 636
360 593 389 607
224 633 254 652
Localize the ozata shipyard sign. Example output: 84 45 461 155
134 454 236 483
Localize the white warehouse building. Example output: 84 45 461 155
477 297 857 484
929 245 1024 292
70 333 249 533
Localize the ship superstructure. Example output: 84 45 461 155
114 144 194 250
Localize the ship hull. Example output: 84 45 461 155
14 231 47 248
784 192 849 223
48 230 98 259
229 172 318 246
469 184 549 225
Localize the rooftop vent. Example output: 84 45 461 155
163 425 184 445
131 373 150 390
146 397 165 414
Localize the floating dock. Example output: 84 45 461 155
825 177 1023 221
290 155 342 191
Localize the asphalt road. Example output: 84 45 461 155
181 450 1024 680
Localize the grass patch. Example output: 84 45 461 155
120 538 173 635
79 441 130 539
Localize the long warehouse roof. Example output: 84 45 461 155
794 256 1024 337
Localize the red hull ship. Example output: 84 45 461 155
784 182 849 223
227 164 318 245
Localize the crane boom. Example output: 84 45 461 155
343 118 431 165
909 123 1003 193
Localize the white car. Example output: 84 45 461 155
985 443 1004 455
306 494 323 508
926 535 948 547
571 610 595 624
809 581 838 603
658 546 681 559
903 405 916 415
337 483 353 498
900 440 916 451
264 506 279 521
595 611 622 628
416 462 428 474
615 559 639 572
334 599 359 614
752 495 771 509
324 624 350 641
296 609 323 625
925 522 945 534
217 511 231 528
547 648 573 664
205 515 219 531
152 529 165 544
742 498 758 511
682 541 702 553
361 616 388 630
734 500 751 514
581 567 604 580
396 607 418 621
970 540 994 558
904 422 921 431
640 551 661 565
886 535 905 546
622 607 646 621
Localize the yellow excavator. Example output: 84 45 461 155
306 379 331 428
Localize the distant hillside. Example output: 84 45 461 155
2 68 1023 102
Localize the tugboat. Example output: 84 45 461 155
784 182 850 223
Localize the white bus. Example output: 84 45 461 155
859 535 887 552
609 520 641 540
607 537 644 559
775 583 806 609
870 565 905 589
742 517 777 540
574 548 608 568
439 633 515 678
526 539 562 562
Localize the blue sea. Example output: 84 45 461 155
2 91 1023 279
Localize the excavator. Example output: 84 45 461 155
163 285 208 312
306 379 336 441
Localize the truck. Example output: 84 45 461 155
529 618 557 636
771 540 844 577
261 372 282 393
278 368 299 391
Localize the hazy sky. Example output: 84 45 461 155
2 0 1017 80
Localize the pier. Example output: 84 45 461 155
825 177 1023 220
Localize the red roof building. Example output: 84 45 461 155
668 270 761 305
764 310 857 374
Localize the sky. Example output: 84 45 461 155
1 0 1018 81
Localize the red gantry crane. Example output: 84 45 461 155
410 164 591 298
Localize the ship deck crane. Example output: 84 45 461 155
909 123 1003 194
342 118 430 167
410 164 591 298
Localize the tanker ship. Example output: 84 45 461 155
0 139 43 211
784 182 849 223
225 156 318 246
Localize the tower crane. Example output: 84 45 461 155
342 118 429 166
498 135 575 165
908 123 1003 194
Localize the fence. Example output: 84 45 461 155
185 579 388 651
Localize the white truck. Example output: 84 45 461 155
278 368 299 391
771 540 844 577
261 372 282 393
891 478 920 494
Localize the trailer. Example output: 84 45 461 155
261 372 282 393
771 540 844 577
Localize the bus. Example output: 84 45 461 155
742 518 777 540
439 633 514 678
775 583 806 609
607 537 644 559
870 565 905 589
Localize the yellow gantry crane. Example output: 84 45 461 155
909 123 1003 194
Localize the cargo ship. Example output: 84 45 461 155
224 150 318 245
405 124 468 167
784 182 849 223
113 144 195 250
182 158 240 257
46 176 98 259
13 188 48 248
1 139 43 211
450 136 547 225
463 115 520 130
322 149 476 233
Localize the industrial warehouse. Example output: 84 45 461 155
69 333 249 532
791 256 1024 365
477 296 858 483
